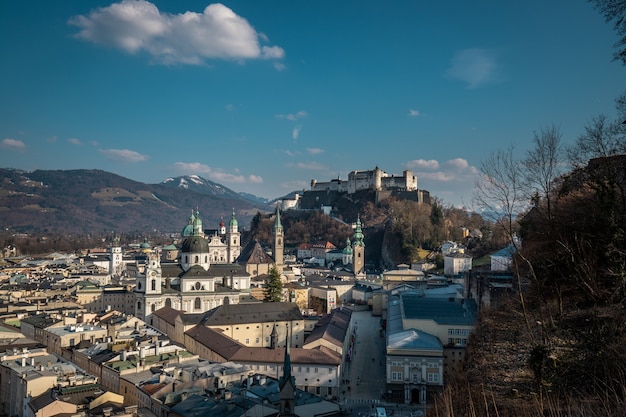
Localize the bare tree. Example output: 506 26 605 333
523 125 564 221
567 114 626 169
473 145 527 244
589 0 626 65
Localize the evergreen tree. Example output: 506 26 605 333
264 266 283 302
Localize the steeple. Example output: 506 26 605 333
279 326 296 416
274 204 283 234
353 215 364 246
352 215 365 276
226 209 241 263
273 204 284 272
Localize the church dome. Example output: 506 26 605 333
342 238 353 255
228 209 238 228
182 211 196 237
181 235 209 253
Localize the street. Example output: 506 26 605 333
339 309 426 417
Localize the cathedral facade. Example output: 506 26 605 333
134 210 249 323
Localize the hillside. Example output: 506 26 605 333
0 169 268 234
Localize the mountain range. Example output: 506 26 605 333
0 168 275 235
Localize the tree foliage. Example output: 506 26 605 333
263 266 283 302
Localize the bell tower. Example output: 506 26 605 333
226 209 241 263
273 205 284 273
352 215 365 277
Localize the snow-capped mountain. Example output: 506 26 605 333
161 175 270 205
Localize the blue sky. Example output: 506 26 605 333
0 1 624 207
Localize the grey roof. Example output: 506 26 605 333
388 329 443 352
201 302 303 326
304 307 351 348
160 262 248 279
401 293 476 326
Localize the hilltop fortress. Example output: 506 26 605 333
292 166 430 211
311 166 418 194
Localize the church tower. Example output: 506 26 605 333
279 328 296 416
273 205 284 272
226 209 241 263
342 237 353 266
180 211 210 271
352 215 365 276
134 250 162 322
109 236 122 276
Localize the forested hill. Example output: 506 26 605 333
0 168 266 234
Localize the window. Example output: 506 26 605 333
245 338 250 344
295 334 299 340
195 255 199 263
427 373 440 383
195 297 201 310
327 386 332 395
256 337 260 343
151 279 156 291
392 372 403 381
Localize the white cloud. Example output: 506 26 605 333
446 48 499 89
225 104 234 111
47 136 57 143
211 171 246 183
276 111 308 121
306 148 324 155
405 159 439 170
1 138 26 150
274 62 286 71
284 150 300 157
445 158 479 174
287 161 327 170
69 1 285 65
99 148 149 162
405 157 478 183
280 180 309 190
408 109 420 117
292 125 302 140
68 137 82 145
173 162 212 173
173 161 261 184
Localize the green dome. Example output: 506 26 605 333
343 238 353 254
182 210 196 237
229 209 238 228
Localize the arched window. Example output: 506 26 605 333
137 301 141 310
195 297 201 310
165 298 172 308
151 279 156 291
205 255 208 263
195 255 199 263
185 256 188 263
151 303 156 312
